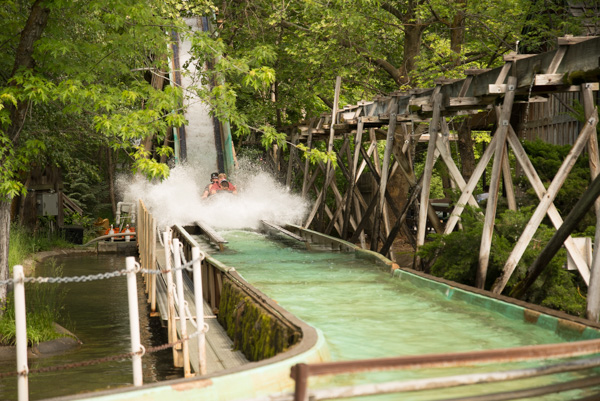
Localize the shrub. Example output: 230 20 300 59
419 207 586 316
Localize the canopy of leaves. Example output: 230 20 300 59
0 0 214 200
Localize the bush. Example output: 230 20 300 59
0 261 69 346
419 207 586 316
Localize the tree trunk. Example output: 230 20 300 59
0 200 11 315
450 0 466 65
399 0 427 86
0 0 51 309
457 118 476 181
8 0 51 141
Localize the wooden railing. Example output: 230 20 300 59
137 200 157 313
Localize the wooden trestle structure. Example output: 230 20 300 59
270 36 600 315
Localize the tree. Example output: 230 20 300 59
0 0 211 310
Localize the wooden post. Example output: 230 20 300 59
511 172 600 299
444 133 498 234
502 143 517 211
301 128 314 198
582 84 600 320
417 93 442 250
489 126 590 291
438 120 479 207
477 76 516 289
286 130 299 188
379 108 397 240
319 76 342 232
343 118 364 238
494 113 597 293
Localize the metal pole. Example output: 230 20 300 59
172 239 191 377
14 265 29 401
192 247 207 375
125 257 143 386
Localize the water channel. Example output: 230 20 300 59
1 231 599 400
213 230 600 400
0 254 177 401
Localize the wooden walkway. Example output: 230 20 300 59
154 246 248 374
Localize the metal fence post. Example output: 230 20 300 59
14 265 29 401
192 247 207 375
172 238 191 377
125 257 143 386
291 363 309 401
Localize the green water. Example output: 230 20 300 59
0 255 178 401
214 230 600 400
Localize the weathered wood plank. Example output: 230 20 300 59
502 143 517 211
494 112 597 292
477 76 517 288
417 93 442 250
490 126 592 294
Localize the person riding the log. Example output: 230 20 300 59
218 173 237 194
209 173 237 196
201 172 221 199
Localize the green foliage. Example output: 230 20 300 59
0 261 68 346
8 223 73 271
419 207 586 316
0 0 192 203
518 139 593 229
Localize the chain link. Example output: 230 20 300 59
0 241 209 378
0 329 205 379
0 256 203 287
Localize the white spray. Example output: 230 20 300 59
117 158 309 232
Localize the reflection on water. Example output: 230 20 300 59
0 254 178 401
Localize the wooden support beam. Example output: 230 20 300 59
286 131 299 188
490 126 593 294
417 93 442 250
380 176 423 256
438 120 479 208
343 119 364 238
494 62 512 86
502 142 517 211
379 107 397 238
318 76 342 232
444 133 497 234
534 74 565 86
349 192 379 244
547 46 568 74
582 84 600 321
493 112 597 293
511 172 600 299
477 76 517 289
458 75 473 97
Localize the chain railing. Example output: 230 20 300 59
9 198 210 401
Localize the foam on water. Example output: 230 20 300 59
117 158 309 231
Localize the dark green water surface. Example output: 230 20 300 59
0 254 177 401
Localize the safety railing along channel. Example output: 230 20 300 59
287 339 600 401
137 199 209 377
6 250 206 401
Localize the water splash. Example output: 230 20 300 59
117 159 309 231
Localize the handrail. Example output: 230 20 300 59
261 220 307 243
290 338 600 401
195 220 227 251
